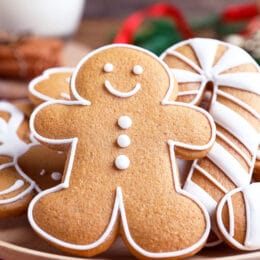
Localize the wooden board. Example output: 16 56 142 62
0 41 90 100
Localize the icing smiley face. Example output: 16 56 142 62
71 45 174 104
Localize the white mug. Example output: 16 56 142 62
0 0 85 36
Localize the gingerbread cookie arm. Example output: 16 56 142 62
162 103 216 159
30 100 89 148
28 67 73 106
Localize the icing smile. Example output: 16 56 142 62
105 80 141 98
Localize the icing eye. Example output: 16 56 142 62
104 63 114 73
133 65 143 75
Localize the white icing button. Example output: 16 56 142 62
104 63 114 73
51 172 62 181
117 134 131 148
133 65 143 75
115 155 130 170
118 116 132 129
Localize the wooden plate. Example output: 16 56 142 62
1 214 260 260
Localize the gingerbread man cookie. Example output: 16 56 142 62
161 38 260 246
28 67 73 106
29 44 216 259
217 183 260 251
0 101 65 218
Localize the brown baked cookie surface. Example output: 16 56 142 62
29 44 216 259
161 38 260 246
28 67 73 106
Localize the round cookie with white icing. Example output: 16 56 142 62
29 44 216 259
161 38 260 246
28 67 73 106
0 101 66 218
216 183 260 251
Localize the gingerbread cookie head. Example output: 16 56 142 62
29 67 73 106
29 44 216 259
70 44 179 106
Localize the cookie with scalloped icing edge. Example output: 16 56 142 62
28 44 216 259
161 38 260 246
28 67 73 106
216 183 260 251
0 101 66 218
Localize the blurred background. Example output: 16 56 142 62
0 0 260 98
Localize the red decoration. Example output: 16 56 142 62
113 3 193 44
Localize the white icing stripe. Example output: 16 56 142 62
0 181 34 205
227 196 235 237
178 90 199 97
194 165 228 193
171 69 203 83
0 102 29 158
243 184 260 248
210 101 258 154
216 73 260 95
207 142 250 187
0 180 24 196
183 178 222 246
217 90 260 119
184 180 217 216
213 45 253 75
190 39 218 77
166 50 203 74
104 80 141 98
216 130 252 166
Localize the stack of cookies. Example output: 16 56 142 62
0 38 259 259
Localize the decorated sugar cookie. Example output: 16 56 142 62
29 44 216 259
217 183 260 251
28 67 73 106
0 101 65 218
161 38 260 246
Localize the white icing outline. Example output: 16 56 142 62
28 44 215 257
28 67 74 103
105 80 141 98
